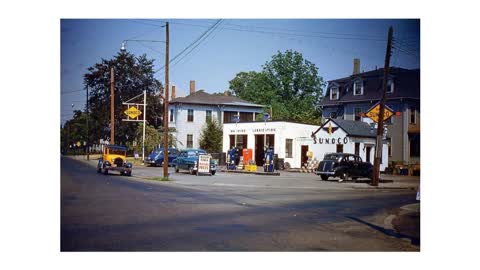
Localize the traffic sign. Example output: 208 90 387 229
124 106 142 119
365 103 394 123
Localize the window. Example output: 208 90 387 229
186 134 193 148
410 108 416 124
353 80 363 95
285 139 293 158
206 110 212 122
388 143 392 157
409 134 420 157
354 107 362 121
387 79 394 93
169 109 174 122
330 87 339 100
336 144 343 153
330 112 337 119
187 109 194 122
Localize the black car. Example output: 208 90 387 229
315 153 373 182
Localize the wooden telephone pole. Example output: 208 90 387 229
163 22 170 178
372 26 393 186
110 67 115 145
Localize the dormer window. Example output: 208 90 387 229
387 79 394 93
330 87 339 100
353 80 363 96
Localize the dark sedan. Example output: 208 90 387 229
315 153 373 182
145 148 179 167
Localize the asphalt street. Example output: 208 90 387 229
61 156 419 251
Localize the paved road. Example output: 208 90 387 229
61 157 419 251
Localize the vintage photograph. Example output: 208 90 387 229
61 18 420 251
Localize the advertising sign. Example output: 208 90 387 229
365 103 394 123
197 154 211 175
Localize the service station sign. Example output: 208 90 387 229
311 122 349 144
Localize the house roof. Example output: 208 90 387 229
314 118 383 138
170 90 264 108
321 67 420 107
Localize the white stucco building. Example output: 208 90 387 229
168 82 264 149
222 118 389 170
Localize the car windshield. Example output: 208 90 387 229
109 149 126 155
324 154 341 161
186 150 206 157
153 150 163 155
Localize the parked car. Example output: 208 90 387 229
172 149 217 175
97 145 132 176
145 148 179 167
315 153 373 182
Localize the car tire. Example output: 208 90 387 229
127 171 132 176
339 172 348 182
320 175 329 181
104 169 108 175
211 171 216 176
175 165 179 173
189 166 195 175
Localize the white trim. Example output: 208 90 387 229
353 80 363 96
330 87 339 100
387 79 394 93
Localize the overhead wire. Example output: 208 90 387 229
171 20 224 69
154 19 223 73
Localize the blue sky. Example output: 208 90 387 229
61 19 419 123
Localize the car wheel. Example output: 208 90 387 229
175 165 179 173
339 172 348 182
320 175 329 181
104 169 108 175
127 171 132 176
189 166 195 175
211 170 216 176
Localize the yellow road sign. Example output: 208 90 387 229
365 104 394 123
124 106 142 119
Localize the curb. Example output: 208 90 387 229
220 170 280 176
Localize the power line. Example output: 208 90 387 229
61 89 85 95
154 19 223 73
171 20 224 68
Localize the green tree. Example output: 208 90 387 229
229 50 325 124
61 110 88 154
129 124 179 155
199 120 223 153
83 51 164 147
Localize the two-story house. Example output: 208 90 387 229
168 80 264 149
320 60 420 165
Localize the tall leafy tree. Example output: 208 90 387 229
229 50 325 124
83 51 164 146
199 120 223 153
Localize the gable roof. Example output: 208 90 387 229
321 67 420 106
313 118 379 138
170 90 264 108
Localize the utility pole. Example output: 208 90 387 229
372 26 393 186
86 85 89 160
110 67 115 145
163 22 170 178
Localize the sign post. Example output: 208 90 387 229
122 90 147 163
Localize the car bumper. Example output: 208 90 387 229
315 171 335 176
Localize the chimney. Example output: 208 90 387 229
189 80 195 95
353 58 360 75
171 84 176 99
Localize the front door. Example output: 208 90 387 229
301 145 309 167
365 146 372 163
254 135 265 166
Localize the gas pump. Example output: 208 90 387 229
227 146 238 170
263 146 274 172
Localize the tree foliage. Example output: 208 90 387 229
199 120 223 153
229 50 325 124
83 51 164 146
